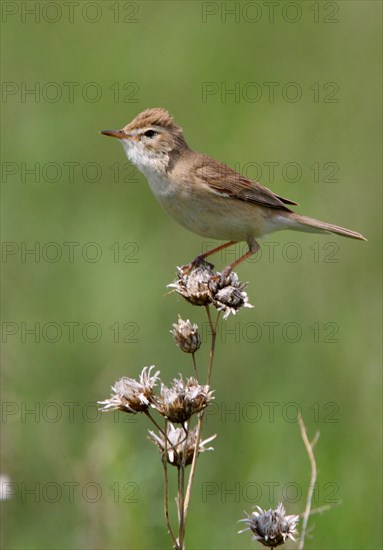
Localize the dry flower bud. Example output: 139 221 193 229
148 423 216 467
168 261 214 305
155 375 214 423
171 316 201 353
239 503 299 547
98 366 160 414
209 270 253 319
168 260 253 318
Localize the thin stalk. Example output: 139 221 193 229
177 466 182 540
161 419 178 549
144 409 167 439
205 306 220 386
177 423 189 550
183 412 203 526
183 306 220 530
298 416 319 550
191 351 199 380
144 409 178 453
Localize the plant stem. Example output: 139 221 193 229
205 306 220 386
183 307 221 533
161 419 178 549
183 411 203 528
144 409 176 452
144 409 167 438
298 415 319 550
177 423 189 550
191 352 199 380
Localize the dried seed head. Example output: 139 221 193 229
98 366 160 414
239 503 299 547
168 261 214 305
171 316 201 354
148 423 216 467
155 375 214 423
168 260 253 318
209 271 253 319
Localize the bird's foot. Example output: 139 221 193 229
221 265 233 279
183 255 215 273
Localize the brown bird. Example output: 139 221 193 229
101 108 366 273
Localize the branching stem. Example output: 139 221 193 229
298 415 319 550
183 306 220 536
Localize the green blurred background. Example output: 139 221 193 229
1 1 381 548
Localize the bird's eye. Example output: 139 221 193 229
143 129 158 138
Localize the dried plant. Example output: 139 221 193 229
99 260 327 549
99 366 159 413
238 503 299 547
155 376 214 423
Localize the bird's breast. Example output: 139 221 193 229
142 171 281 242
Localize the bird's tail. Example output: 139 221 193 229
288 213 366 241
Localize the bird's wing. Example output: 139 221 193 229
194 157 298 212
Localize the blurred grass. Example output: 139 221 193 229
1 1 382 549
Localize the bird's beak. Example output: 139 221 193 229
100 129 130 139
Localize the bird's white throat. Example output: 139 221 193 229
120 139 173 198
121 139 168 176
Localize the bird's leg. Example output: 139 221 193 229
222 240 260 276
191 241 237 267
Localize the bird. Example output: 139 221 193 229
101 108 366 273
